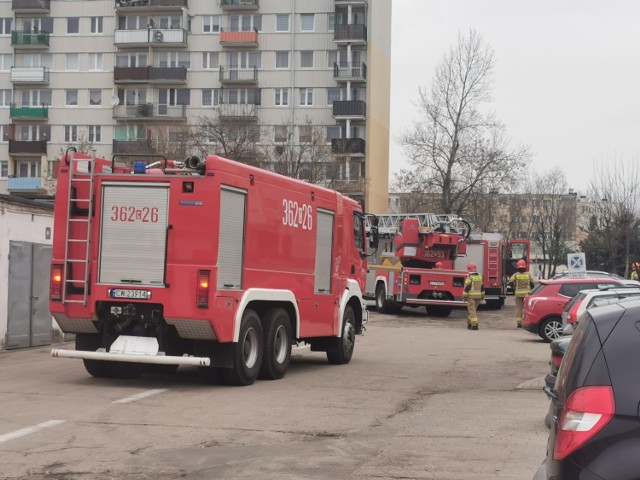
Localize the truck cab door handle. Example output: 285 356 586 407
351 265 355 274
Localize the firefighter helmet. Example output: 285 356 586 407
467 262 477 272
517 259 527 269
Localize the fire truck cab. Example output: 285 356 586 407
50 150 378 386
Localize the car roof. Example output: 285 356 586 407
539 277 623 285
552 270 623 279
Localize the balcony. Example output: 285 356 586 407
334 178 365 195
219 104 258 121
12 0 50 12
335 0 368 5
113 103 187 121
114 66 187 83
9 140 48 155
114 28 187 48
115 0 187 10
219 0 259 10
334 24 367 44
10 103 49 120
112 139 154 155
7 177 44 193
11 30 50 48
333 100 366 120
333 62 367 83
10 66 49 84
220 29 258 47
331 137 365 156
219 66 258 85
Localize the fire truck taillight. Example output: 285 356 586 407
196 270 210 308
50 264 63 301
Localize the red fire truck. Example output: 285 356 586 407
364 213 529 316
50 150 378 386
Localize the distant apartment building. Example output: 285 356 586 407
0 0 391 212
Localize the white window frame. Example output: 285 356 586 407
89 89 102 106
299 88 313 107
203 52 219 70
88 125 101 143
66 90 79 106
203 15 220 34
90 16 103 34
275 88 289 107
300 51 313 69
64 125 78 142
275 51 289 69
66 53 79 71
89 53 103 71
202 88 221 107
67 17 79 35
276 14 290 32
300 13 315 32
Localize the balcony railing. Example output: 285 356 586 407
221 88 261 106
114 28 187 47
115 0 187 8
219 104 258 121
333 62 367 82
112 139 154 155
219 0 259 9
335 0 368 5
331 137 365 156
12 0 50 12
219 66 258 84
114 66 187 83
10 103 49 120
334 24 367 43
7 177 43 192
333 178 365 194
9 140 48 155
11 30 50 47
113 103 187 120
220 28 258 47
10 66 49 84
333 100 366 118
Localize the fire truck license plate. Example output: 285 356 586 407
109 289 151 300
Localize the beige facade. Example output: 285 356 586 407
0 0 392 211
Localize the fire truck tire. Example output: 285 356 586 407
220 309 264 386
375 283 393 313
76 333 111 378
425 306 452 317
327 305 356 365
259 308 292 380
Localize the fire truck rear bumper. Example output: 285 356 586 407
51 349 211 367
404 299 467 307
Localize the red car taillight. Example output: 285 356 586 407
50 264 63 301
553 385 615 460
551 353 563 368
567 303 581 324
196 270 210 308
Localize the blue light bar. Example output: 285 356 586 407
133 161 146 174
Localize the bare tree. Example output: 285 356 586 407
189 112 260 163
398 29 528 215
587 158 640 277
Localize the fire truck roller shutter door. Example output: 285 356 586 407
218 186 246 290
315 209 334 294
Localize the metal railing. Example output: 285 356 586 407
334 24 367 42
11 30 50 46
333 62 367 81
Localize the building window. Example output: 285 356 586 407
328 14 335 32
275 88 288 107
158 52 190 69
203 52 219 69
326 125 341 141
17 160 40 178
90 17 103 34
89 89 102 106
299 125 312 143
0 89 10 107
64 125 78 142
203 15 220 33
88 125 101 142
66 53 79 71
202 89 221 107
89 53 103 71
0 54 12 71
275 125 288 143
0 160 7 177
275 51 289 69
66 90 78 106
300 51 313 69
0 18 12 35
229 14 262 32
67 17 79 34
276 14 290 32
327 88 342 105
300 13 314 32
299 88 313 106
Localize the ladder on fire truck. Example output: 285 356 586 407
365 213 465 236
61 149 95 306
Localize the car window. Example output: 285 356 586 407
585 294 616 309
558 284 584 297
529 283 547 295
563 292 587 312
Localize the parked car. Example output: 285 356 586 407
543 298 640 479
551 270 624 280
522 276 624 342
561 286 640 327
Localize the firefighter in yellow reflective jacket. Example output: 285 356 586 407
509 259 534 328
631 263 639 281
463 262 485 330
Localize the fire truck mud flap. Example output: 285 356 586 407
51 335 211 367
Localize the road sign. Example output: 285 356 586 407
567 253 586 273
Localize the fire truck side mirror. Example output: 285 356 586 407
368 226 379 250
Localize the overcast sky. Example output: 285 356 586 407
389 0 640 194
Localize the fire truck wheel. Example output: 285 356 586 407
425 306 452 317
221 309 264 386
327 305 356 365
259 308 292 380
375 283 393 313
76 333 111 378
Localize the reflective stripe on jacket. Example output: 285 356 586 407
464 274 484 298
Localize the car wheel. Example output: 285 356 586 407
540 317 563 343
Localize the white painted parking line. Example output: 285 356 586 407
0 420 66 444
113 388 167 404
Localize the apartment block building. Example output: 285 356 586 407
0 0 391 212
